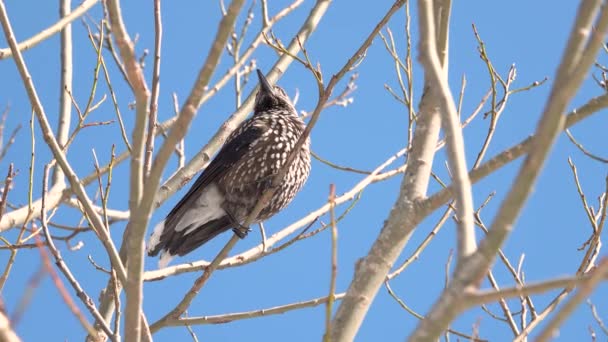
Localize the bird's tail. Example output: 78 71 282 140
147 215 232 268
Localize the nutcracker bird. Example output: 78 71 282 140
147 70 311 268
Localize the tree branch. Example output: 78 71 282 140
104 0 152 339
416 0 475 263
0 310 20 342
167 293 345 327
53 0 73 185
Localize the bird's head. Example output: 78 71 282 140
254 69 296 115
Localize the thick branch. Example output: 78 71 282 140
53 0 73 185
104 0 152 339
416 0 475 263
0 311 20 342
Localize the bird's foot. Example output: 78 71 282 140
223 209 251 239
232 224 251 239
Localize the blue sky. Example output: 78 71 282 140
1 0 607 341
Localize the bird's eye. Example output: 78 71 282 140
274 86 287 97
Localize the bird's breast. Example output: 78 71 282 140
218 113 310 223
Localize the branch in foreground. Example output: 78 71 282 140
0 310 20 342
417 0 476 264
324 184 338 340
143 0 163 177
103 0 153 339
40 165 114 340
54 0 73 185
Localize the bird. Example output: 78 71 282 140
147 69 311 268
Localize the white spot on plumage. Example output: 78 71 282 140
178 184 226 234
158 251 174 268
147 219 165 254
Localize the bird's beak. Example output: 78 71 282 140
257 69 274 95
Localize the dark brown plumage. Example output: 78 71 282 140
147 70 311 267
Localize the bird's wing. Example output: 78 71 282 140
164 121 269 227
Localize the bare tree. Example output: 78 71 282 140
0 0 607 341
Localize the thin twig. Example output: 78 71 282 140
417 0 475 265
323 184 338 341
384 281 486 341
144 0 163 177
54 0 72 185
39 165 114 340
566 129 608 163
166 293 346 326
588 300 608 336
